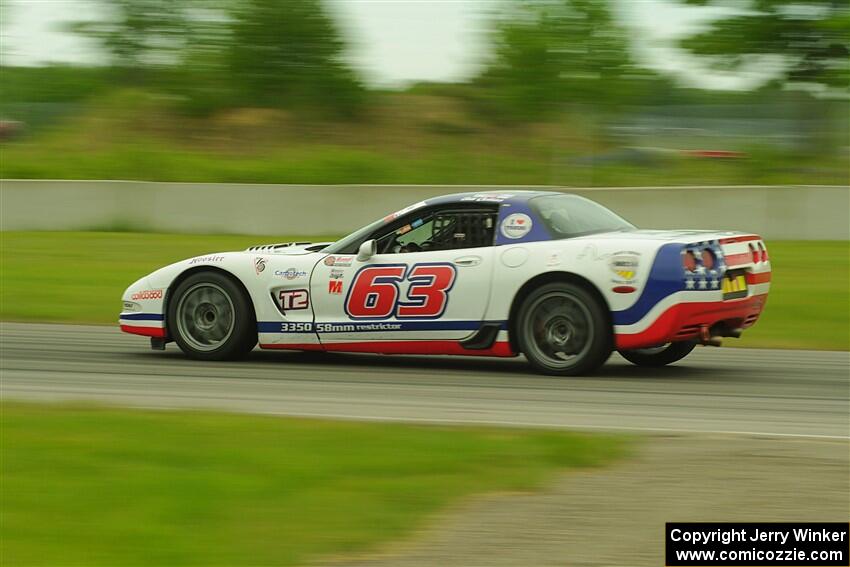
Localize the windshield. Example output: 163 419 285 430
530 194 634 239
322 217 385 255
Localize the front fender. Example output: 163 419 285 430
119 252 244 338
119 274 167 337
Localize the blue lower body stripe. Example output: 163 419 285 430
258 320 508 334
612 243 685 326
120 313 165 321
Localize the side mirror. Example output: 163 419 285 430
357 239 377 262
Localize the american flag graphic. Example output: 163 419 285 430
682 240 727 292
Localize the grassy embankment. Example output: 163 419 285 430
2 90 847 186
0 402 628 566
1 232 846 350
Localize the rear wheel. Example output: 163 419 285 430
168 271 257 360
618 341 696 367
516 282 612 376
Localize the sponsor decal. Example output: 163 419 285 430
276 322 314 333
461 193 514 203
319 322 402 332
189 255 224 265
323 255 353 267
328 280 344 295
609 251 640 283
383 201 427 223
275 268 307 280
130 289 163 301
546 252 561 267
345 263 456 320
277 289 309 312
500 213 532 239
329 269 345 279
275 322 405 333
254 256 267 275
397 218 425 236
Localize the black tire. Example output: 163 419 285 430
516 282 612 376
168 271 257 360
618 341 697 367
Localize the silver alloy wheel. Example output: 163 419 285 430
175 282 235 352
523 290 594 369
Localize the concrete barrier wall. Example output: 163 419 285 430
1 180 847 240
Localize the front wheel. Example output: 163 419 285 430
618 341 696 367
168 271 257 360
516 282 612 376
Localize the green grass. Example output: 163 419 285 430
739 240 849 350
0 232 847 349
0 231 338 324
3 138 848 186
0 402 628 566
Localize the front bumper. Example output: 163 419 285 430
119 277 167 337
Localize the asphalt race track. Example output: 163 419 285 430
1 322 848 439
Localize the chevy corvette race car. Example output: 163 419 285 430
120 191 771 375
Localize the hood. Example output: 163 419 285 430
245 241 333 255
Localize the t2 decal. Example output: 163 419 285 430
277 289 309 312
345 263 457 320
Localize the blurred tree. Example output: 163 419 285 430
680 0 850 96
0 0 13 61
70 0 364 116
70 0 188 76
224 0 364 117
473 0 648 122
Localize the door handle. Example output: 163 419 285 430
454 256 482 267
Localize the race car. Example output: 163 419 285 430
120 191 771 375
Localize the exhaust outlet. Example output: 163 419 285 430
699 325 723 347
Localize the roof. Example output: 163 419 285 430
426 190 563 208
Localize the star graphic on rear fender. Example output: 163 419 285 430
685 278 695 289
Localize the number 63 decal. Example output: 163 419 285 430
345 263 457 320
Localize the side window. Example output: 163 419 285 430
374 208 497 254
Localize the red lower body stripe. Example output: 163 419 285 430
260 340 515 357
121 324 167 338
615 294 768 350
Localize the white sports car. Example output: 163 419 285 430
120 191 771 375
